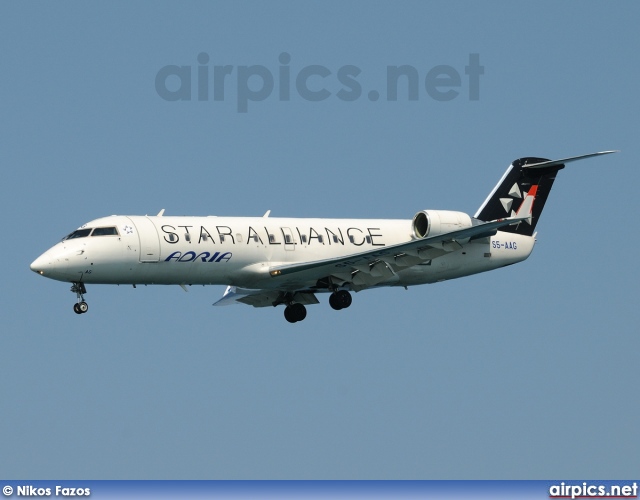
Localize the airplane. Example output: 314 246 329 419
30 151 616 323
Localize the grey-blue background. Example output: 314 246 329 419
1 1 637 478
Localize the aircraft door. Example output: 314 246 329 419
281 227 295 251
127 216 161 262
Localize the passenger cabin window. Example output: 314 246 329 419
91 227 119 236
65 228 92 240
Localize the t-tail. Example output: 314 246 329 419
474 151 617 236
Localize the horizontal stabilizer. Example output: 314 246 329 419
522 150 618 170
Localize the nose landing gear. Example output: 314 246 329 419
71 282 89 314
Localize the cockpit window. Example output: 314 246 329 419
91 226 119 236
65 228 92 240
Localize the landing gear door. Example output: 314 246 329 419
127 216 160 262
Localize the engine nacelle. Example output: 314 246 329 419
412 210 473 238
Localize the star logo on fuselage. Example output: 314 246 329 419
123 225 134 234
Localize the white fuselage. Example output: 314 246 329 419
31 214 535 292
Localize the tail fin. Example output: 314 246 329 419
474 151 617 236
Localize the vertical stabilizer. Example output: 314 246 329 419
474 151 616 236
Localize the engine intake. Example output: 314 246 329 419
412 210 472 239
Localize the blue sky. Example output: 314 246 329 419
1 1 638 479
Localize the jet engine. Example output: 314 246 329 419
412 210 473 239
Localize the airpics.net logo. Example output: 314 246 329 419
155 52 484 112
549 482 638 499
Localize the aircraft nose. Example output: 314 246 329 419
30 252 55 276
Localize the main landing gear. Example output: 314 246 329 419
284 303 307 323
71 282 89 315
329 290 352 311
283 290 353 323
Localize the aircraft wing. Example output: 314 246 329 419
266 216 527 290
214 217 525 308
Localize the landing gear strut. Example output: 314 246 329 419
284 303 307 323
71 282 88 315
329 290 352 310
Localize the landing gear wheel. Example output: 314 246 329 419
292 303 306 321
329 292 341 310
73 301 88 314
284 306 296 323
284 303 307 323
330 290 352 310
